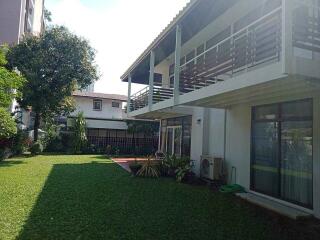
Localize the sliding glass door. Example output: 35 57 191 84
160 116 192 157
166 126 182 157
251 99 313 208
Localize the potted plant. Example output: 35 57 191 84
129 160 142 176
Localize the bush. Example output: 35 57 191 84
175 164 192 183
43 136 64 153
11 130 30 155
30 141 43 155
0 108 17 139
0 148 6 161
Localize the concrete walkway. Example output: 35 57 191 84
112 158 147 172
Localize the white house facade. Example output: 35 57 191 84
68 91 128 131
67 92 159 155
122 0 320 219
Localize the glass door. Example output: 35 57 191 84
166 126 182 157
251 99 313 208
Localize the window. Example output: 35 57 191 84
251 99 313 208
112 101 120 108
93 99 102 111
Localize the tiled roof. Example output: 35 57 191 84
73 91 127 101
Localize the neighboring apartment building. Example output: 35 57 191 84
122 0 320 219
67 92 158 154
0 0 45 115
0 0 44 45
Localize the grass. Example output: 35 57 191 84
0 155 319 240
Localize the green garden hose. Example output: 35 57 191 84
219 184 245 193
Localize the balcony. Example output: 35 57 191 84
177 6 282 94
125 0 320 115
129 86 173 112
129 6 282 112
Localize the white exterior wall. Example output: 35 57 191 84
71 97 125 120
202 92 320 218
67 118 128 130
187 90 320 218
190 107 226 176
31 0 43 35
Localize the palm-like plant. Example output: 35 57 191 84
137 156 160 178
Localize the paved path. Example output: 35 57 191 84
112 158 147 172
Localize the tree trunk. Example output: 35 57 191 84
33 112 41 142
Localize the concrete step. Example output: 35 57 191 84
236 192 312 220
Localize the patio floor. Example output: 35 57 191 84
112 157 147 172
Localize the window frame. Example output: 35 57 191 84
112 101 121 108
93 99 102 111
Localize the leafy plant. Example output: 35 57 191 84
30 141 43 155
175 164 191 183
73 112 87 153
162 155 190 177
105 145 112 155
137 156 160 178
0 108 17 139
11 129 30 155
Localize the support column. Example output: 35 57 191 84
282 0 293 74
127 74 132 114
148 50 155 111
174 25 182 105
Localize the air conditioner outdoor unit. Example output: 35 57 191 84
200 156 222 181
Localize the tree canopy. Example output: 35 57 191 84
7 26 99 141
0 46 25 140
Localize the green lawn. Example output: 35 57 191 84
0 155 318 240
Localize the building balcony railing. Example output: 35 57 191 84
129 86 173 112
176 6 282 94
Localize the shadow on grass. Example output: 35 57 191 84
17 160 129 240
0 160 25 167
16 156 320 240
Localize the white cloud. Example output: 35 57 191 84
46 0 189 95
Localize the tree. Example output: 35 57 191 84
0 46 25 140
7 26 99 141
73 112 87 153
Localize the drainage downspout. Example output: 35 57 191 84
223 109 227 181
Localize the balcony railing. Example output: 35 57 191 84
129 86 173 111
129 4 289 113
177 6 282 94
293 0 320 57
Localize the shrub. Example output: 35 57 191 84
105 145 112 155
175 164 191 183
137 156 160 178
73 112 87 153
30 141 43 155
162 155 190 177
44 136 64 153
0 148 5 161
0 108 17 139
11 130 30 155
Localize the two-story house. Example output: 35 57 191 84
122 0 320 218
66 91 159 155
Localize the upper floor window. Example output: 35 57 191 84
112 101 120 108
93 99 102 111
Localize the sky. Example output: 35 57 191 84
45 0 190 96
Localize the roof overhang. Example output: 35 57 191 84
121 0 239 84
